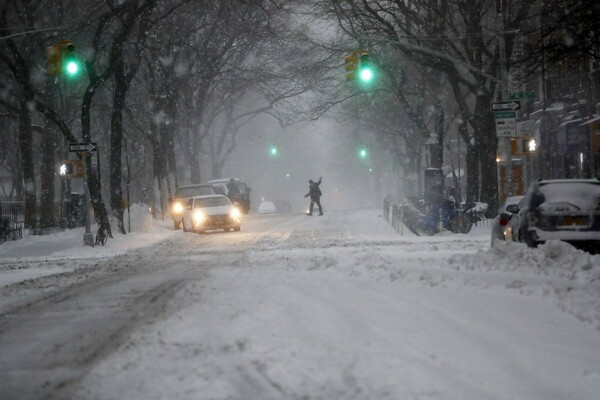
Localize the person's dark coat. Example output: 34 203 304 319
305 177 322 200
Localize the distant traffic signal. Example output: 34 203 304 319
58 160 84 178
269 145 279 156
357 147 368 159
344 49 375 84
45 40 82 79
357 53 374 83
62 42 81 79
344 52 358 81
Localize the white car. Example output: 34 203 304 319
490 195 524 246
180 195 242 234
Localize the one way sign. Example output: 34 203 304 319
491 101 521 112
69 142 98 153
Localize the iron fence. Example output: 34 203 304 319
0 198 87 243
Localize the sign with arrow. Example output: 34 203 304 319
69 142 97 153
491 101 521 112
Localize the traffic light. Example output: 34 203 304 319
510 137 537 155
344 52 358 81
58 160 84 178
524 138 536 153
45 40 82 78
45 43 62 75
269 145 279 156
357 147 368 159
62 43 81 79
357 53 374 83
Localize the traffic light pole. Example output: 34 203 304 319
498 15 513 198
82 153 94 247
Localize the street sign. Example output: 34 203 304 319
494 111 516 119
508 92 535 100
495 117 517 137
69 142 97 153
491 101 521 111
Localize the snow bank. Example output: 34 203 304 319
449 240 600 328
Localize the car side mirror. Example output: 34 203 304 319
506 204 519 214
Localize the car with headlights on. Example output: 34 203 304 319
490 195 524 246
509 179 600 253
180 194 242 234
169 184 218 230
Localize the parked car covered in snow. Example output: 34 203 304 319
490 195 524 246
180 194 242 234
509 179 600 253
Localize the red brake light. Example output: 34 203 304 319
499 217 509 226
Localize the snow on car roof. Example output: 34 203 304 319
538 179 599 184
208 178 241 183
190 194 228 200
178 183 214 188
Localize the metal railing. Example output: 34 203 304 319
0 199 88 243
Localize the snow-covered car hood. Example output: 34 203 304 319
198 205 233 216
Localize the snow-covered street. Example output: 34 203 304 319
1 210 599 399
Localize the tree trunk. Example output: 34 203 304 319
18 98 36 228
465 143 479 203
110 58 127 234
82 84 112 238
479 116 499 215
39 122 56 228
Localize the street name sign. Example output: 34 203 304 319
508 92 535 100
494 111 516 119
491 101 521 111
69 142 97 153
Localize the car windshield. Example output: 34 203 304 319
194 197 231 208
176 186 214 198
534 182 600 211
502 196 524 212
237 183 247 194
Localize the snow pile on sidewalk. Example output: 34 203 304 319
0 215 179 290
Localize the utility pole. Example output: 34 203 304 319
498 14 513 198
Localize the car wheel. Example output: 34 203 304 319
234 226 241 232
173 220 180 230
525 233 538 248
182 219 188 232
197 229 205 234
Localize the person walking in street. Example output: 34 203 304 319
304 177 323 216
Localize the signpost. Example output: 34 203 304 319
68 142 97 153
495 111 517 138
491 101 521 111
68 142 97 247
508 92 535 100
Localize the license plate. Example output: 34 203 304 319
563 216 584 226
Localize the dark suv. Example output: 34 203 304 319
509 179 600 252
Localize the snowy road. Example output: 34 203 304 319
1 209 599 399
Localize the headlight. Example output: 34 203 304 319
172 202 183 214
193 210 206 224
230 207 241 219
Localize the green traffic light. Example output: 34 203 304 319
64 57 81 78
358 148 368 158
359 68 373 82
270 146 278 156
358 54 375 83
